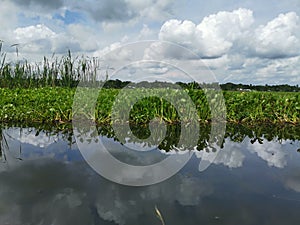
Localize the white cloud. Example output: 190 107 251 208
67 24 100 52
285 176 300 192
52 25 95 54
224 55 300 84
1 0 300 85
247 140 288 168
202 54 231 70
250 12 300 58
0 160 213 224
214 145 245 168
14 24 56 43
138 24 156 40
0 127 62 171
10 23 97 57
159 20 197 46
255 56 300 82
93 173 213 225
195 140 245 169
93 40 132 60
156 9 300 84
4 127 58 148
8 24 81 58
159 8 254 58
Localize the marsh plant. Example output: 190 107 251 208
0 43 105 88
0 43 298 125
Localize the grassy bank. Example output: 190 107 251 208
0 87 299 125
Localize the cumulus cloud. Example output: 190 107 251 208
195 140 245 169
4 24 56 58
213 145 245 168
156 9 300 84
253 56 300 83
14 24 56 42
10 24 85 56
1 127 74 165
5 127 58 148
86 173 213 224
159 8 254 58
247 140 288 168
158 9 300 60
2 0 300 85
223 55 300 84
250 12 300 59
93 39 133 61
0 158 213 225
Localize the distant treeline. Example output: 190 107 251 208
219 82 300 92
101 80 300 92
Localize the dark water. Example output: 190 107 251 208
0 124 300 225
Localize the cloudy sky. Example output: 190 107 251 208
0 0 299 84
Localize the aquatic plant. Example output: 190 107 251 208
0 43 298 125
0 46 103 88
0 87 298 125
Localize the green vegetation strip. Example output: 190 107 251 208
0 87 299 125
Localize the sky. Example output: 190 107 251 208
0 0 299 85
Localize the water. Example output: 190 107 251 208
0 124 300 225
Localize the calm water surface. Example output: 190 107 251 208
0 124 300 225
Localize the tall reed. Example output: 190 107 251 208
0 45 104 88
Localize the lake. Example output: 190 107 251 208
0 123 300 225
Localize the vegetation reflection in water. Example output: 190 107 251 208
1 159 300 225
0 123 300 225
1 123 300 162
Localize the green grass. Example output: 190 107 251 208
0 87 298 125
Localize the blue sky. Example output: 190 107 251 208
0 0 299 85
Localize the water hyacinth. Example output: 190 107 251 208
0 48 298 125
0 87 298 125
